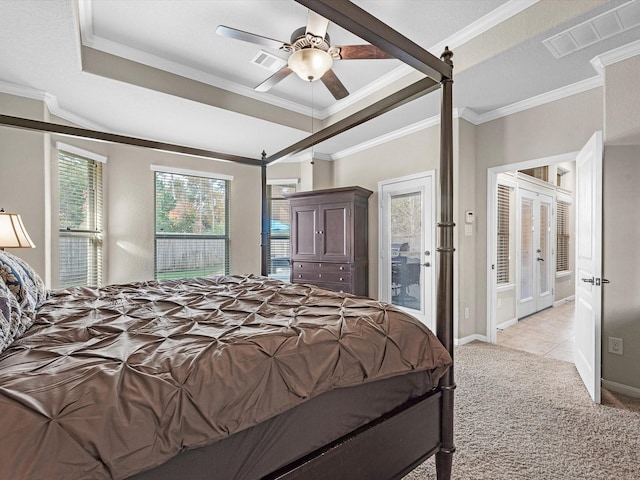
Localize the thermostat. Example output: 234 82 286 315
465 211 474 224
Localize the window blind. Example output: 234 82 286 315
556 200 570 272
496 184 512 284
58 151 103 287
154 171 229 280
268 183 296 281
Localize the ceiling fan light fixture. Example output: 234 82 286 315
288 48 333 82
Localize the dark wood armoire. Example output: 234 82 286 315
285 186 372 296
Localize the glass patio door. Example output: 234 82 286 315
517 188 554 318
379 173 435 330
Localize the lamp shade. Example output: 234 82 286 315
0 209 35 249
288 48 333 82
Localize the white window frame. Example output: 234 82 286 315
56 143 105 288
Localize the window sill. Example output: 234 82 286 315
556 270 572 278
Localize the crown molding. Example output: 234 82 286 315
591 37 640 75
0 80 111 132
0 80 47 101
428 0 539 55
474 75 603 124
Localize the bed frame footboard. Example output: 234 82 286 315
264 389 445 480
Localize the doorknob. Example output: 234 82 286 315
537 257 544 262
422 262 431 267
581 277 595 284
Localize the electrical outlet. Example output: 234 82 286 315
464 307 470 319
608 337 623 356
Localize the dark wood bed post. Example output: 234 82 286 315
260 151 269 277
435 46 455 480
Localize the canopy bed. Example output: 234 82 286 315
0 1 455 478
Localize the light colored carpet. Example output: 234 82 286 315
403 342 640 480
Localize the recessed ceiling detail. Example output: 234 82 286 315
543 0 640 58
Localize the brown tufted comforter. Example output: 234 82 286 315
0 275 451 480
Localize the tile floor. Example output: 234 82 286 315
496 300 575 362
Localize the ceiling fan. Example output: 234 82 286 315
216 10 393 100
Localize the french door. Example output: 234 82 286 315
379 172 436 330
517 188 554 318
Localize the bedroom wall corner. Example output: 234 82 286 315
456 118 479 339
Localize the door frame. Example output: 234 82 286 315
378 171 437 330
486 152 578 343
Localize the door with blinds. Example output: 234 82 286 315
517 188 554 318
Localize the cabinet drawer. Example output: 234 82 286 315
293 271 352 284
292 262 351 273
292 279 354 295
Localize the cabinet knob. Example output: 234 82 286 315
298 274 302 278
339 266 344 270
318 274 322 278
339 277 343 282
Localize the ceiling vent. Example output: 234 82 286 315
543 0 640 59
251 50 287 72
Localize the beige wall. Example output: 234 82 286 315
0 93 48 278
602 53 640 390
476 88 604 338
1 93 280 287
103 143 263 284
332 122 442 299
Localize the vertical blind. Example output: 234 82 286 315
556 200 570 272
496 184 512 284
154 171 229 280
58 151 103 287
268 183 296 280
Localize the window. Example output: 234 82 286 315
154 170 229 280
519 166 548 182
496 184 513 284
268 182 296 281
556 200 570 272
58 150 103 287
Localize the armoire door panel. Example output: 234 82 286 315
321 203 350 261
292 206 317 259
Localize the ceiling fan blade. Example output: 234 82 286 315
255 66 293 92
216 25 287 51
321 69 349 100
334 45 394 60
305 10 330 39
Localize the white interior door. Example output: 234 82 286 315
575 131 603 404
517 189 554 318
379 173 436 330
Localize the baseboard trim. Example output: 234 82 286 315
553 295 575 308
497 318 518 330
455 334 487 346
602 379 640 399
